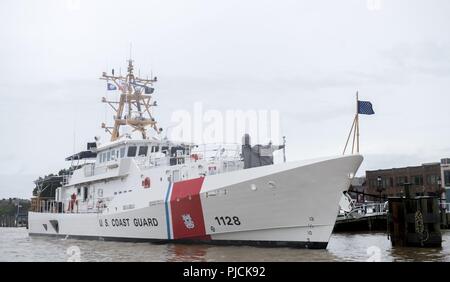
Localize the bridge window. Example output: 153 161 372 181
138 146 148 156
106 151 111 161
151 146 159 153
120 147 126 158
127 146 137 157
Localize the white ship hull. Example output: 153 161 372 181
29 155 363 249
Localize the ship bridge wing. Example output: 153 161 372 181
65 151 97 161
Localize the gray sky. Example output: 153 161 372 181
1 0 450 199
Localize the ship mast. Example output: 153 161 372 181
100 59 161 141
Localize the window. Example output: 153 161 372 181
106 151 111 161
427 175 439 185
120 147 126 158
397 176 408 186
127 146 137 157
151 146 159 153
445 171 450 187
412 175 423 186
138 146 148 156
370 178 389 189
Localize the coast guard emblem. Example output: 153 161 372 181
182 214 195 229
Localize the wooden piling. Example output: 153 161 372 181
388 196 442 247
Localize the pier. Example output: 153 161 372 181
334 202 387 232
334 200 450 232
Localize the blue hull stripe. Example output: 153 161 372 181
164 182 173 240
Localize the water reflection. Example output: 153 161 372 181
389 246 449 262
166 244 210 262
0 228 449 262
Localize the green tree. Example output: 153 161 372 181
0 199 31 216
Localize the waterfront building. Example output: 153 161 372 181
441 158 450 202
365 163 443 199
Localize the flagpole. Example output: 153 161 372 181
343 115 357 155
351 116 357 154
356 91 360 153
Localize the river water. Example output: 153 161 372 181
0 228 449 262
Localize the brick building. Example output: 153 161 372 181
365 162 443 199
441 158 450 202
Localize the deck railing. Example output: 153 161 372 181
339 202 387 219
137 143 242 170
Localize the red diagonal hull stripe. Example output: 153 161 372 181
170 177 210 240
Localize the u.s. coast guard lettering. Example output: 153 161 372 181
98 217 159 227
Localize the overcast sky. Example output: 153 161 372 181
1 0 449 199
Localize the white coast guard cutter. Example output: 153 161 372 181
28 60 363 249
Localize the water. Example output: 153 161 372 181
1 228 449 262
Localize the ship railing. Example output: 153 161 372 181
340 202 387 219
33 199 102 214
136 143 242 170
340 201 450 218
192 143 242 162
36 200 65 214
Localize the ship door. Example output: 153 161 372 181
83 187 89 202
181 166 189 181
55 188 61 202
